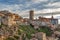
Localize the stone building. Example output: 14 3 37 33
0 36 6 40
29 10 34 20
38 16 58 25
34 32 47 40
0 10 23 26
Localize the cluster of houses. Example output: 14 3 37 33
0 10 23 26
0 10 60 40
24 10 58 30
0 10 58 28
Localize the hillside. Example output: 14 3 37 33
0 24 52 40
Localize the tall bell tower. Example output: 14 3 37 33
29 10 34 20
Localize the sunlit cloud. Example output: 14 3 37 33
0 0 60 18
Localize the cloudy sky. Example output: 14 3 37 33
0 0 60 19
